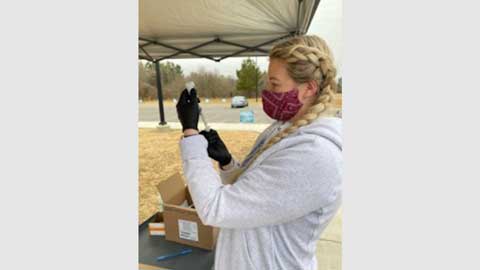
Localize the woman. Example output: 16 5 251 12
176 35 342 270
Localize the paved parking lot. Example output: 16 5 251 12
140 100 341 125
139 102 275 124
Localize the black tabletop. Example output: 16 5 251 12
139 213 215 270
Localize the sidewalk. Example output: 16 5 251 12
138 121 270 132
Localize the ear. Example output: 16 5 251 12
298 80 319 102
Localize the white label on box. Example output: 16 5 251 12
178 219 199 242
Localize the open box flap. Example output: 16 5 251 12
156 173 186 205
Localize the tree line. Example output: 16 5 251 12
138 58 341 100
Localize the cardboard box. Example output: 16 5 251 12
148 212 165 236
156 173 219 250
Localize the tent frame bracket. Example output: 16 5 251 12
139 32 296 63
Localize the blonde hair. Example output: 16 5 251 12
228 35 337 184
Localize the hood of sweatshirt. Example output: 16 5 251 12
296 117 342 151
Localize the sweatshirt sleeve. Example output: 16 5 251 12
180 134 341 229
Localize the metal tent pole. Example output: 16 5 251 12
255 56 258 102
154 61 167 125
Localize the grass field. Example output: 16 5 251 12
139 128 260 223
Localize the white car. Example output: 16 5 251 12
231 96 248 108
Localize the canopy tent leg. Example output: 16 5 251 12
255 56 259 102
155 61 167 126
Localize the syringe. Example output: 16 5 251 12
185 81 211 132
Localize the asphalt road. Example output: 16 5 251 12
139 102 275 124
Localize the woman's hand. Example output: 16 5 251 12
176 89 200 131
199 129 232 167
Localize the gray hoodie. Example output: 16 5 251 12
180 117 342 270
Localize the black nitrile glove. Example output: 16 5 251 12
176 88 200 131
199 129 232 167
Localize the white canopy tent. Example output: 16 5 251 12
139 0 321 124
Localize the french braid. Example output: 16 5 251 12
227 35 337 184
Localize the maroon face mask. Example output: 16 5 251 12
261 88 303 121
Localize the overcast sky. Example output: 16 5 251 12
166 0 342 78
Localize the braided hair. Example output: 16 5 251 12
227 35 337 184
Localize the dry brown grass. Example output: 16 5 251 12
138 128 260 224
